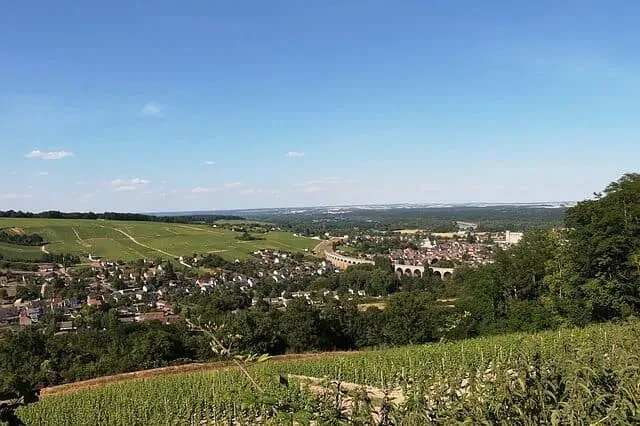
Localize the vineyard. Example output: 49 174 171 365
15 321 640 425
0 218 316 261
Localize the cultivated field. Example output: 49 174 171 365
0 218 316 261
17 321 640 424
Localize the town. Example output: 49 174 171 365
0 225 524 331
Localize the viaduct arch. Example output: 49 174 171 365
325 250 375 270
392 263 454 280
322 246 455 280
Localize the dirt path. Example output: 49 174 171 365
109 227 178 259
72 227 91 248
175 224 217 233
40 245 49 254
289 374 404 404
40 351 359 397
290 374 405 422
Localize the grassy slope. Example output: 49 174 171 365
0 218 316 261
0 241 43 260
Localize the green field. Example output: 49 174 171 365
0 241 43 261
16 321 640 425
0 218 317 262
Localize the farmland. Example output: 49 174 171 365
0 218 317 262
16 321 640 425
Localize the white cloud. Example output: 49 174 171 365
202 160 216 165
105 178 151 192
25 149 74 160
285 151 304 157
240 187 279 196
140 102 163 117
294 177 346 193
2 193 32 200
191 186 217 194
38 171 49 176
223 182 243 188
190 182 244 194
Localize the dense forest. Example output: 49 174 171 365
0 173 638 403
255 205 567 235
0 210 244 224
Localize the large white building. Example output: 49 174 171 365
505 231 524 245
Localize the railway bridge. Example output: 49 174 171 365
323 246 455 279
392 263 454 279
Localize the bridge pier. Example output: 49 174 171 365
393 263 454 280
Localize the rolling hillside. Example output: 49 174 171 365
16 321 640 425
0 218 316 261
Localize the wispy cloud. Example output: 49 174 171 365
191 186 215 194
1 192 32 200
38 171 49 176
25 149 74 160
223 182 243 188
140 102 163 117
240 187 279 196
294 177 348 193
285 151 305 158
202 160 216 165
190 182 244 194
76 180 87 185
105 178 151 192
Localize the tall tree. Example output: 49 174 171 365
564 173 640 321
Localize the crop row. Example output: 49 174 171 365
16 321 640 425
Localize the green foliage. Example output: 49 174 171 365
261 206 566 235
560 173 640 322
0 218 316 262
0 230 44 246
0 210 243 223
16 321 640 425
235 231 263 241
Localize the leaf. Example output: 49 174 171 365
257 354 272 363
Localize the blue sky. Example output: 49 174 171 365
1 1 639 212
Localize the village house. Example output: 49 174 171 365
87 295 103 309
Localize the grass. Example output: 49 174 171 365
0 218 317 262
0 241 43 261
17 321 640 425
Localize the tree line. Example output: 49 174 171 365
0 230 44 246
0 210 244 224
257 205 566 235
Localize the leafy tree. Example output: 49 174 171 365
280 299 327 353
563 173 640 321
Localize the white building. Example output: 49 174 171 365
505 231 524 245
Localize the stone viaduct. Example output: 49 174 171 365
393 263 454 279
323 247 454 279
325 250 375 270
